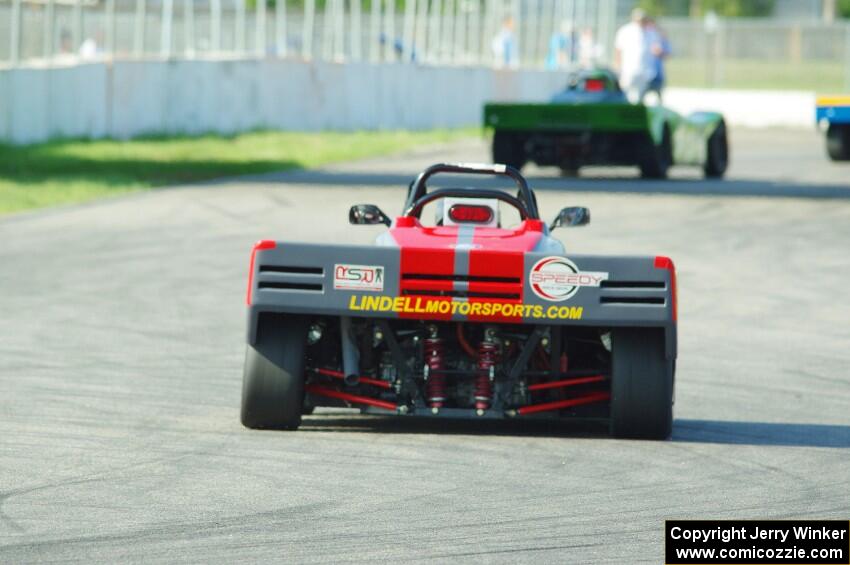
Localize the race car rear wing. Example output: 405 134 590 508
247 241 676 338
484 103 651 133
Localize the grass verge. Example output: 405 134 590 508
666 59 847 93
0 129 476 215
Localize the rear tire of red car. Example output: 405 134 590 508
610 328 673 440
704 120 729 178
492 131 526 171
241 314 308 431
639 127 672 179
826 124 850 161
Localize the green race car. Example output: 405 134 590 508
484 69 729 179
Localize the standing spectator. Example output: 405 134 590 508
545 20 573 70
645 17 671 103
79 30 105 59
492 16 519 69
59 29 73 55
379 33 416 62
79 37 99 59
614 8 654 102
578 27 604 68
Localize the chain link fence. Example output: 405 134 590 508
2 1 849 92
0 0 617 67
661 17 850 92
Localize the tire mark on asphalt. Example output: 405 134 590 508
416 542 605 560
0 449 215 534
0 501 337 556
3 133 850 562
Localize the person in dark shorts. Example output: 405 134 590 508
645 17 671 103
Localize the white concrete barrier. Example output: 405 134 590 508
664 87 817 130
0 58 815 144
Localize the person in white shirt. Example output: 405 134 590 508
614 9 654 103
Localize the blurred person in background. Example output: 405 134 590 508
492 16 519 69
59 29 73 54
578 27 604 68
645 17 671 103
79 37 99 59
614 8 654 102
379 33 415 62
545 20 573 70
79 30 104 59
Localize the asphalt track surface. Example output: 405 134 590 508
1 128 849 563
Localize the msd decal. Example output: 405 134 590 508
334 264 385 291
529 257 608 301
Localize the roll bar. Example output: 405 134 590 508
403 163 539 220
403 188 531 220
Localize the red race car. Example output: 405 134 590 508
242 163 677 439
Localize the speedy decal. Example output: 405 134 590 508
349 296 583 320
529 256 608 301
334 264 385 291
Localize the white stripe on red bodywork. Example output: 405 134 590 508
388 218 546 322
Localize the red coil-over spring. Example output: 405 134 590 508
475 341 498 411
424 337 446 409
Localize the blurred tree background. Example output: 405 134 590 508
256 0 843 19
637 0 776 17
247 0 398 9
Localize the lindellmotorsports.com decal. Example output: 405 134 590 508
348 296 584 320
